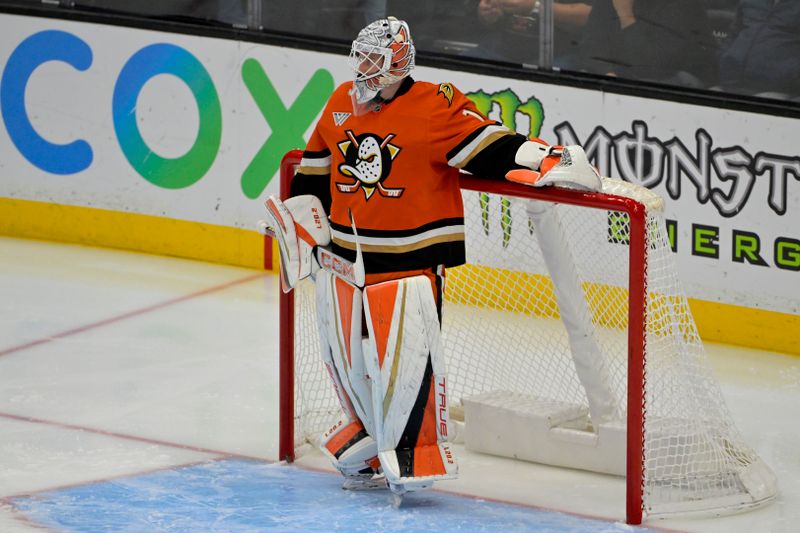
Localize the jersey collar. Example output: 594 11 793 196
376 77 415 106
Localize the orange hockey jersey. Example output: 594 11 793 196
291 78 527 273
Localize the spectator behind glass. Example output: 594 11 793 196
552 1 593 64
573 0 717 87
78 0 246 25
718 0 800 99
473 0 592 65
262 1 386 40
385 1 483 55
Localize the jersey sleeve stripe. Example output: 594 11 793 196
301 154 331 165
300 155 331 166
302 149 331 158
297 154 332 175
329 217 465 238
446 124 492 161
447 124 516 169
296 165 331 176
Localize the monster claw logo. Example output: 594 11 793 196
438 83 454 107
336 130 404 200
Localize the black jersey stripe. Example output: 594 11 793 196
302 148 331 158
445 123 495 162
329 217 465 238
331 240 466 273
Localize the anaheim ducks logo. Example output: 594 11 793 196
336 130 404 200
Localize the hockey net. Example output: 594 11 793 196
276 150 777 524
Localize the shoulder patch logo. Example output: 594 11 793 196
437 83 455 107
333 111 351 126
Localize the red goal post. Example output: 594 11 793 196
275 149 776 525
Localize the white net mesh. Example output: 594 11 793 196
287 178 777 519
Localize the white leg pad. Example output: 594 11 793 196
362 275 458 488
315 270 376 437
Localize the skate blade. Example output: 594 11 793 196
390 492 404 508
341 477 387 491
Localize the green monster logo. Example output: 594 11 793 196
466 89 545 248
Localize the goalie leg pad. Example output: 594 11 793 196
362 274 458 489
261 194 331 292
319 413 381 480
315 270 377 437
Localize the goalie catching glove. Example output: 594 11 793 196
259 195 331 292
508 141 602 192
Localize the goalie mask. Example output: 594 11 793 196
348 16 415 115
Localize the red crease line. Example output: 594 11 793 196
0 411 269 461
0 457 239 503
0 272 268 358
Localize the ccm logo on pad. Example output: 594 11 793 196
318 249 357 283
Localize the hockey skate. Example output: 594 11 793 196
341 471 387 491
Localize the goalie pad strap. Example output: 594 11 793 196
362 274 457 484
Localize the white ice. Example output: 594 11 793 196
0 236 797 532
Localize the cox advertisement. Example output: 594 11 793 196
0 15 797 324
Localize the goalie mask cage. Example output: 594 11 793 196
276 150 776 524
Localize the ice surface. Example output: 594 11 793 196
1 236 797 532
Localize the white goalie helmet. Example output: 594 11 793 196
348 16 415 108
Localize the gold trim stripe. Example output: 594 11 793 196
383 281 407 419
450 128 517 169
296 165 331 176
332 232 465 254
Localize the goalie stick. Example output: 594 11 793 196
316 210 365 288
